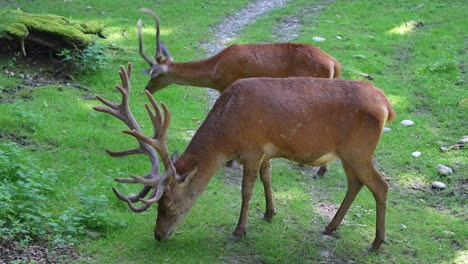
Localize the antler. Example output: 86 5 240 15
123 90 176 185
93 62 174 212
138 8 172 65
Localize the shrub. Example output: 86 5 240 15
57 40 110 71
0 141 124 244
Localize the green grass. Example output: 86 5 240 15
1 0 466 263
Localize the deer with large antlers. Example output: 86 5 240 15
138 8 339 177
94 63 394 250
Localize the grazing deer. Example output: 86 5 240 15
94 63 394 250
138 9 340 93
138 8 340 177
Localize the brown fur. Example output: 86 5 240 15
154 77 394 250
145 43 341 93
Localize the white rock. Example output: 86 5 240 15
401 120 415 126
336 35 342 39
412 152 421 157
431 181 446 189
436 164 453 175
459 137 468 144
313 37 326 42
383 127 391 132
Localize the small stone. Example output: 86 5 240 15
443 230 455 235
401 224 407 229
9 71 14 77
313 37 326 42
436 164 453 175
336 35 342 39
353 55 366 59
383 127 391 132
412 152 421 157
4 69 9 74
401 120 415 126
431 181 446 190
459 137 468 144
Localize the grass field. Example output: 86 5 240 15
0 0 466 263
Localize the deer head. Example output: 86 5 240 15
93 62 198 240
138 8 174 93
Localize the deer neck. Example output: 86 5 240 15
174 145 228 196
168 59 218 89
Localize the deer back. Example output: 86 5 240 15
211 43 341 91
182 77 394 166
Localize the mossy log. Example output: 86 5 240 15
0 10 105 56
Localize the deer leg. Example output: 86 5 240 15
324 161 363 234
259 159 276 221
316 164 329 178
229 157 262 240
225 160 234 167
363 166 389 250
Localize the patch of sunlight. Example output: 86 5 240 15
387 22 416 35
80 98 103 112
104 26 175 43
275 188 305 201
450 250 468 264
387 94 409 108
396 171 426 188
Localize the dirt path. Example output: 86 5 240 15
201 0 287 56
201 0 334 104
201 0 287 105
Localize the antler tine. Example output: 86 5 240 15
139 8 163 63
112 186 152 203
137 19 157 65
143 90 174 172
139 184 165 205
112 187 156 212
94 62 163 211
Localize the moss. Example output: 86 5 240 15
5 23 28 39
74 21 104 35
0 9 104 50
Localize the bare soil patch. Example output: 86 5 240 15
0 240 81 264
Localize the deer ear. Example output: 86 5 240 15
176 167 197 184
142 66 166 78
170 151 179 163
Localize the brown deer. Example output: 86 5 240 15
94 63 394 250
138 8 340 177
138 9 340 93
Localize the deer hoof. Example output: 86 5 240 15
321 228 334 235
227 234 242 241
